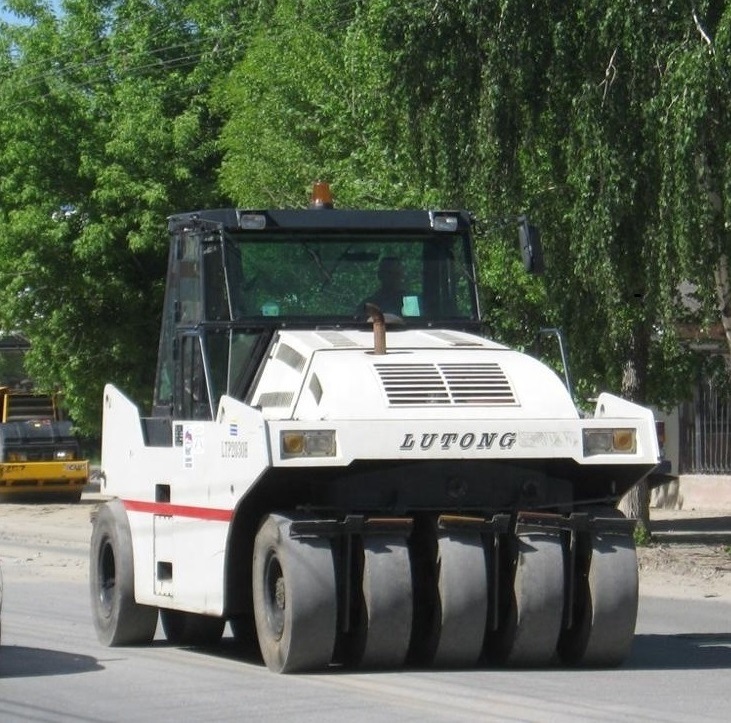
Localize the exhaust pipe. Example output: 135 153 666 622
365 303 386 355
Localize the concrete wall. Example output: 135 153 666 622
646 406 731 511
652 474 731 511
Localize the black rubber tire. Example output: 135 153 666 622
89 499 158 646
430 530 488 667
558 510 638 667
356 534 413 669
160 609 225 646
252 514 337 673
230 614 260 658
488 531 564 666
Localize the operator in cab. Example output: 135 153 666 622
359 256 408 317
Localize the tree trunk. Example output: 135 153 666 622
713 254 731 359
618 478 650 540
617 328 651 539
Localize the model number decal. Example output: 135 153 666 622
221 440 248 458
399 432 517 452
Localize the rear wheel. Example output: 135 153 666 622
252 514 337 673
89 499 158 646
160 610 225 646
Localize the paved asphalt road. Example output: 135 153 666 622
1 582 730 722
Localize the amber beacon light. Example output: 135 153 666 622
310 181 334 209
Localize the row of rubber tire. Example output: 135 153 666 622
90 501 639 674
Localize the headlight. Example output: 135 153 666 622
54 449 76 461
281 430 336 458
431 213 459 231
583 428 637 456
237 213 267 230
6 451 28 462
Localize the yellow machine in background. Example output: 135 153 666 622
0 335 88 501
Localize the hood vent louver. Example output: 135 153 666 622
316 330 360 348
375 362 517 406
422 331 483 346
276 343 306 372
258 391 295 408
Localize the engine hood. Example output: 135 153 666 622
250 328 578 422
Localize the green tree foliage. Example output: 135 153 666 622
217 0 421 208
1 0 730 438
651 5 731 353
541 2 731 407
0 0 237 433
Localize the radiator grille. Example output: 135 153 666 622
374 363 517 406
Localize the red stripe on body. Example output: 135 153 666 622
123 499 233 522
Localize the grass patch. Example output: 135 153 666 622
634 522 652 547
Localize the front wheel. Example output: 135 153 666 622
252 514 337 673
89 499 158 646
429 529 488 667
486 530 564 666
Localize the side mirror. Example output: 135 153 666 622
518 216 544 275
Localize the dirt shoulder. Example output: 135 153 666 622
1 496 730 600
0 497 97 583
637 508 731 600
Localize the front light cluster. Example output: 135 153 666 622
583 428 637 456
3 449 77 462
281 430 336 458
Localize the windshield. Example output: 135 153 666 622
222 232 479 322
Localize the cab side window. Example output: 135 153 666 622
176 335 211 420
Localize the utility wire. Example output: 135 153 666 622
0 0 374 89
0 0 401 114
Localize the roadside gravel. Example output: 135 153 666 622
637 507 731 600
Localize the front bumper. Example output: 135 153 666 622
0 460 89 495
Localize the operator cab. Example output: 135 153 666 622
152 187 482 421
169 211 480 327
